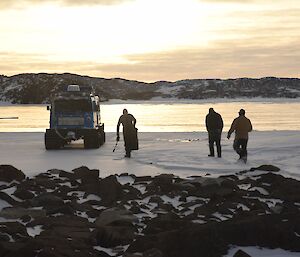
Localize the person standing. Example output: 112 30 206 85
117 109 138 158
205 108 224 158
227 109 252 163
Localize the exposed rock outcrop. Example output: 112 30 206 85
0 164 299 257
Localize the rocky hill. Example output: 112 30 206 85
0 73 299 104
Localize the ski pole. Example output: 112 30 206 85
112 141 118 152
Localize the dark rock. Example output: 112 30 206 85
20 215 32 223
233 249 252 257
258 173 300 202
0 207 46 219
33 176 57 190
144 248 164 257
134 176 152 183
58 170 75 179
122 184 142 201
86 208 102 218
0 233 10 241
0 192 19 206
0 222 29 241
95 207 138 227
13 188 35 200
143 213 190 235
1 167 300 257
72 166 99 183
173 181 196 193
250 164 280 172
46 204 75 216
98 176 123 205
31 193 64 207
78 175 123 205
147 174 177 194
95 207 138 247
0 165 25 182
13 178 45 195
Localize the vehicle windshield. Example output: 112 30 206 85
54 99 92 112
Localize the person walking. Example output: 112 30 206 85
116 109 138 158
205 108 224 158
227 109 252 163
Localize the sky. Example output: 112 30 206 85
0 0 299 82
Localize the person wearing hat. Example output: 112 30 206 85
227 109 252 162
117 109 138 158
205 108 223 158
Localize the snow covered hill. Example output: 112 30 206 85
0 73 299 104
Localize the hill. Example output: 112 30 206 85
0 73 299 103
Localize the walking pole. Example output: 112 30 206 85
112 141 118 152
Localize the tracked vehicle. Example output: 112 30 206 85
45 85 105 149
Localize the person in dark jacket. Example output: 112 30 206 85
117 109 138 158
227 109 252 163
205 108 224 158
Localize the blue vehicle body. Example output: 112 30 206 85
45 85 105 149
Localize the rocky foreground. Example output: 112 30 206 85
0 164 300 257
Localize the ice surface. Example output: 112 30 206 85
0 131 299 180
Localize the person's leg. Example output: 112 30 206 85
233 139 242 159
216 137 221 158
124 137 130 158
240 139 248 162
125 145 131 157
208 133 215 157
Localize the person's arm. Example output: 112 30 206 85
220 115 224 131
248 119 253 132
130 114 136 127
116 116 122 140
227 119 236 139
205 115 209 131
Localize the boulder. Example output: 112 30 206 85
95 207 138 227
0 222 29 241
98 176 123 205
31 193 64 207
0 165 25 182
95 207 138 247
233 249 252 257
0 192 18 206
250 164 280 172
147 174 177 194
13 188 35 200
0 207 46 219
72 166 99 183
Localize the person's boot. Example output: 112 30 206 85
208 145 214 157
241 152 247 163
125 150 131 158
217 145 221 158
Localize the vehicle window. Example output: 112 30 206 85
54 99 92 112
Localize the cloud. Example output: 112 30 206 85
1 5 299 82
0 0 130 9
100 38 300 81
1 34 299 82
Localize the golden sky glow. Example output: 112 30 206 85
0 0 299 81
